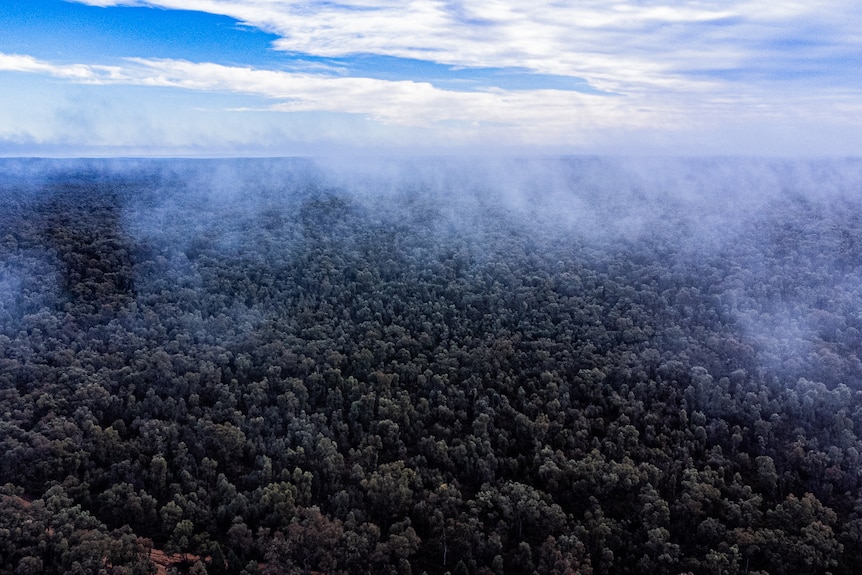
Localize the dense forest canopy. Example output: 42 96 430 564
2 157 862 574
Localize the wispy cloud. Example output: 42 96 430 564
67 0 862 94
4 1 862 154
3 47 862 153
0 53 637 132
0 53 128 82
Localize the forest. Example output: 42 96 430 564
2 157 862 575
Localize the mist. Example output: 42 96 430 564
4 155 862 574
5 155 862 374
130 155 862 396
6 156 859 382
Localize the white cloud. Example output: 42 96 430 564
0 53 639 134
0 53 128 82
5 0 862 153
66 0 862 96
4 49 862 154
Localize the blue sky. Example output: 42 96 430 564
1 0 861 156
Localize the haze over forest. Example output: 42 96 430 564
3 157 862 574
4 1 862 574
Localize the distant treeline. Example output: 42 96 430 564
2 159 862 574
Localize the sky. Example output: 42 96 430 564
1 0 861 156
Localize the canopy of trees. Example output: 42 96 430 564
2 157 862 574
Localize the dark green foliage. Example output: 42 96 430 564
3 158 862 574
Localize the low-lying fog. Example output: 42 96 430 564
5 156 862 574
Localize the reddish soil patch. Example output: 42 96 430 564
150 548 202 575
1 494 32 508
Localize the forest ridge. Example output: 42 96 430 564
2 157 862 574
